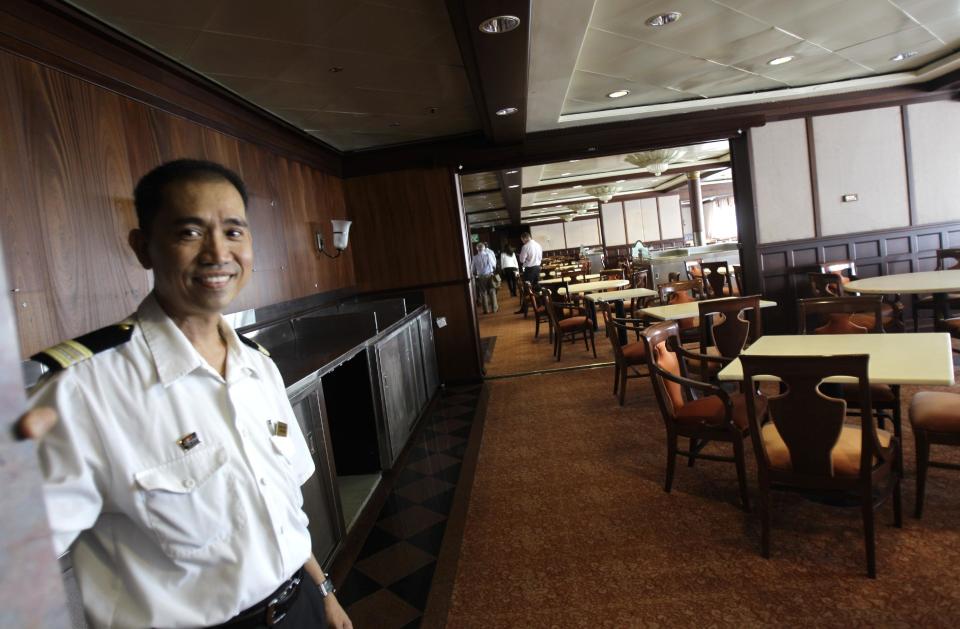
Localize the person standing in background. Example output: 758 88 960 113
471 242 498 314
515 232 543 315
500 244 520 297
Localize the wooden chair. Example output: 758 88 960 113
684 258 704 283
542 289 596 361
696 295 763 381
640 321 757 511
740 354 901 578
797 297 902 455
732 264 745 296
808 273 902 332
523 281 550 340
599 303 648 406
913 248 960 331
910 391 960 517
600 268 625 280
657 279 706 344
700 260 734 298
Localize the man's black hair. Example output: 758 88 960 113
133 159 248 232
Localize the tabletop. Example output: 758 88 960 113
640 297 778 321
557 279 630 295
539 277 569 285
845 269 960 295
717 332 955 386
586 287 658 302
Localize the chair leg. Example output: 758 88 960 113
534 318 540 338
618 366 627 406
759 484 771 559
862 498 877 578
664 431 678 493
556 333 563 361
893 463 903 528
915 429 930 518
734 437 751 512
688 438 698 467
589 328 596 358
612 363 620 396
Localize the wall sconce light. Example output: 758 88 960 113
315 219 352 259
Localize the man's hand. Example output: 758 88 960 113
15 407 57 440
323 594 353 629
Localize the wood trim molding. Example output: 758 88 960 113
729 135 760 297
805 118 822 238
901 105 918 227
0 0 342 175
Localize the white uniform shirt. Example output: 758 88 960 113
500 252 519 270
518 239 543 267
29 293 315 628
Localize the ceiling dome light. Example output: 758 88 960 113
645 12 681 27
624 148 688 176
586 185 621 203
607 89 631 98
495 106 518 116
479 15 520 34
891 51 918 62
767 55 795 66
506 170 518 174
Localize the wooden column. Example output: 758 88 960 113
687 171 706 246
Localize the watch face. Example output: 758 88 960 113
319 579 335 597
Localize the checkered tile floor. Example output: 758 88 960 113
336 385 482 628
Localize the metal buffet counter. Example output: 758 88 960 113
241 295 440 568
643 242 740 284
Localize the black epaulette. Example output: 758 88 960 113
238 333 271 357
31 320 136 372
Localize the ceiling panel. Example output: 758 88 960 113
463 190 505 213
835 26 946 72
461 172 500 193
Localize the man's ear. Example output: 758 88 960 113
128 229 153 269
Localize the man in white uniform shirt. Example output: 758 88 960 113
515 232 543 315
27 160 352 628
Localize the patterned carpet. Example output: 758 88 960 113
446 366 960 627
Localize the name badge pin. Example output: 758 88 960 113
275 421 288 437
177 432 200 451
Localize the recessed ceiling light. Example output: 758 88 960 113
479 15 521 34
645 11 681 27
607 89 631 99
495 106 518 116
891 51 919 62
506 170 518 174
616 179 626 183
574 185 583 188
568 159 579 163
561 172 572 176
767 55 795 66
508 184 519 188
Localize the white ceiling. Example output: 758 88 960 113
67 0 960 151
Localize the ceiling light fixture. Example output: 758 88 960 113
607 89 631 99
561 172 572 176
624 148 688 176
508 184 519 188
573 185 583 188
645 11 681 27
495 106 518 116
891 51 918 62
767 55 795 66
586 185 621 203
479 15 521 34
506 170 518 174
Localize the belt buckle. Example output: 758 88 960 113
264 575 300 626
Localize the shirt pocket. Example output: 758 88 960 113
134 444 238 560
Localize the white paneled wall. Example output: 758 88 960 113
750 119 816 244
624 200 645 242
530 223 566 250
658 195 683 240
905 101 960 226
601 202 627 245
640 198 660 242
564 218 601 247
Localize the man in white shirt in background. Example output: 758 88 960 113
471 242 498 314
515 232 543 315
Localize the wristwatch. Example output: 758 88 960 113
317 574 336 598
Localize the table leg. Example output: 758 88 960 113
934 292 951 323
614 299 628 346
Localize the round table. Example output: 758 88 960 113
557 279 630 295
845 269 960 320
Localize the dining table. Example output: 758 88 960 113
717 332 955 386
587 287 658 343
558 279 630 332
639 297 778 321
845 269 960 321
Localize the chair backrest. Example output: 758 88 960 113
936 248 960 270
630 270 650 290
658 279 705 305
807 272 845 297
685 259 704 282
540 289 560 327
640 321 688 420
598 303 624 359
700 260 731 298
733 264 744 295
601 268 624 280
698 295 763 358
797 296 884 334
740 354 885 480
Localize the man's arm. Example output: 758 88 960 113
303 554 352 629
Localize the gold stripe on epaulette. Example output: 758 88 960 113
44 340 94 368
255 342 270 357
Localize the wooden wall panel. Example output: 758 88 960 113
0 51 354 357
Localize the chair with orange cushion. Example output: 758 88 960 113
700 260 734 298
599 303 648 406
695 295 763 382
912 248 960 332
523 281 550 341
740 354 901 578
910 391 960 517
657 279 706 344
542 289 596 361
732 264 745 296
797 297 902 455
640 321 760 511
808 273 903 332
684 259 704 283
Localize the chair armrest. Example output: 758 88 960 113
673 344 734 366
650 362 727 399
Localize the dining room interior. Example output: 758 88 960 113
3 0 960 627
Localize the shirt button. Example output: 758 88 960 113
259 477 267 486
182 478 196 489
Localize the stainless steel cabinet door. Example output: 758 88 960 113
288 386 344 567
376 326 421 465
418 310 440 399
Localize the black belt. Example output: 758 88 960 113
212 570 304 628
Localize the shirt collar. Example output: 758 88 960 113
138 293 260 386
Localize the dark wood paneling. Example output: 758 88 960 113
755 221 960 332
0 51 354 357
344 167 482 382
730 135 760 296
